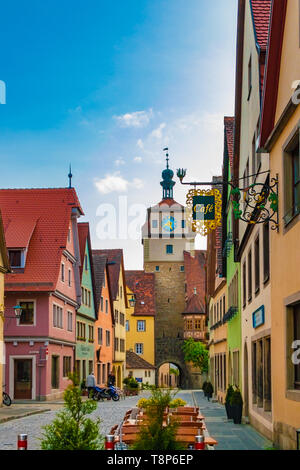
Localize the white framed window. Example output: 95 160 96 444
98 327 103 345
105 299 108 313
68 228 71 243
53 304 63 329
61 263 65 282
125 320 130 332
100 296 104 311
135 343 143 355
68 269 71 287
8 249 25 268
67 311 73 331
137 320 146 332
17 300 36 326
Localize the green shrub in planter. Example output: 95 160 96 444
230 388 243 424
225 385 234 419
205 382 213 401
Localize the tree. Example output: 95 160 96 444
40 374 104 450
182 338 209 373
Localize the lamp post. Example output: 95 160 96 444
0 305 22 319
128 295 136 308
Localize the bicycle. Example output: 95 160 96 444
2 386 12 406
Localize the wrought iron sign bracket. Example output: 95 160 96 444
177 169 279 232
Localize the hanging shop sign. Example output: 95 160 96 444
186 188 222 235
252 305 265 329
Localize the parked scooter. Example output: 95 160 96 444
92 384 120 402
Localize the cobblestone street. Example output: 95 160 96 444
0 394 146 450
0 390 273 451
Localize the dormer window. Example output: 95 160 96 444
8 250 24 268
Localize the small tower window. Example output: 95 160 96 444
152 220 158 228
155 266 160 272
180 266 185 272
182 220 185 228
166 245 173 254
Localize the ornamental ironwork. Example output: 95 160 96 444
177 169 279 233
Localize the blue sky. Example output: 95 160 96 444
0 0 237 269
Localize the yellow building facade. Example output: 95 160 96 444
112 268 127 389
125 285 155 366
260 0 300 449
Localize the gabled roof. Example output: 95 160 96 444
78 222 97 318
0 210 10 273
250 0 272 52
126 350 155 370
4 216 37 249
92 251 114 324
182 293 206 315
78 222 89 279
224 117 235 171
125 270 156 316
92 253 107 311
0 188 83 291
92 249 128 307
259 0 288 149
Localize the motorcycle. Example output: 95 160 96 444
92 384 119 402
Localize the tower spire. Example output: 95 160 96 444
160 148 175 200
68 164 72 189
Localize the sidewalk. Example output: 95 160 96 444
0 401 63 424
193 390 273 450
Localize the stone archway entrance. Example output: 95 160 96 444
155 337 191 389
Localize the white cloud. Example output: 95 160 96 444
133 156 142 163
94 172 144 194
137 139 144 149
114 109 153 128
150 122 166 139
94 173 129 194
115 157 125 166
132 178 144 189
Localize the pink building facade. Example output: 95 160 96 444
0 188 83 400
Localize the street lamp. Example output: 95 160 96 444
129 295 136 308
0 305 23 319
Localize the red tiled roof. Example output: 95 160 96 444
158 198 184 208
92 253 107 311
93 249 125 302
126 350 155 369
224 117 235 171
184 250 206 314
0 188 83 291
78 222 89 278
183 294 206 315
125 270 156 316
4 216 37 249
250 0 272 51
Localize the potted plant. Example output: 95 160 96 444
230 388 243 424
205 382 213 401
225 385 234 419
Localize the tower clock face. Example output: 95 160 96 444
162 216 176 232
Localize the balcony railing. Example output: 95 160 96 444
209 306 238 330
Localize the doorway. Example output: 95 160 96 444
51 355 59 389
14 359 32 399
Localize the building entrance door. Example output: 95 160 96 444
51 356 59 389
14 359 32 399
